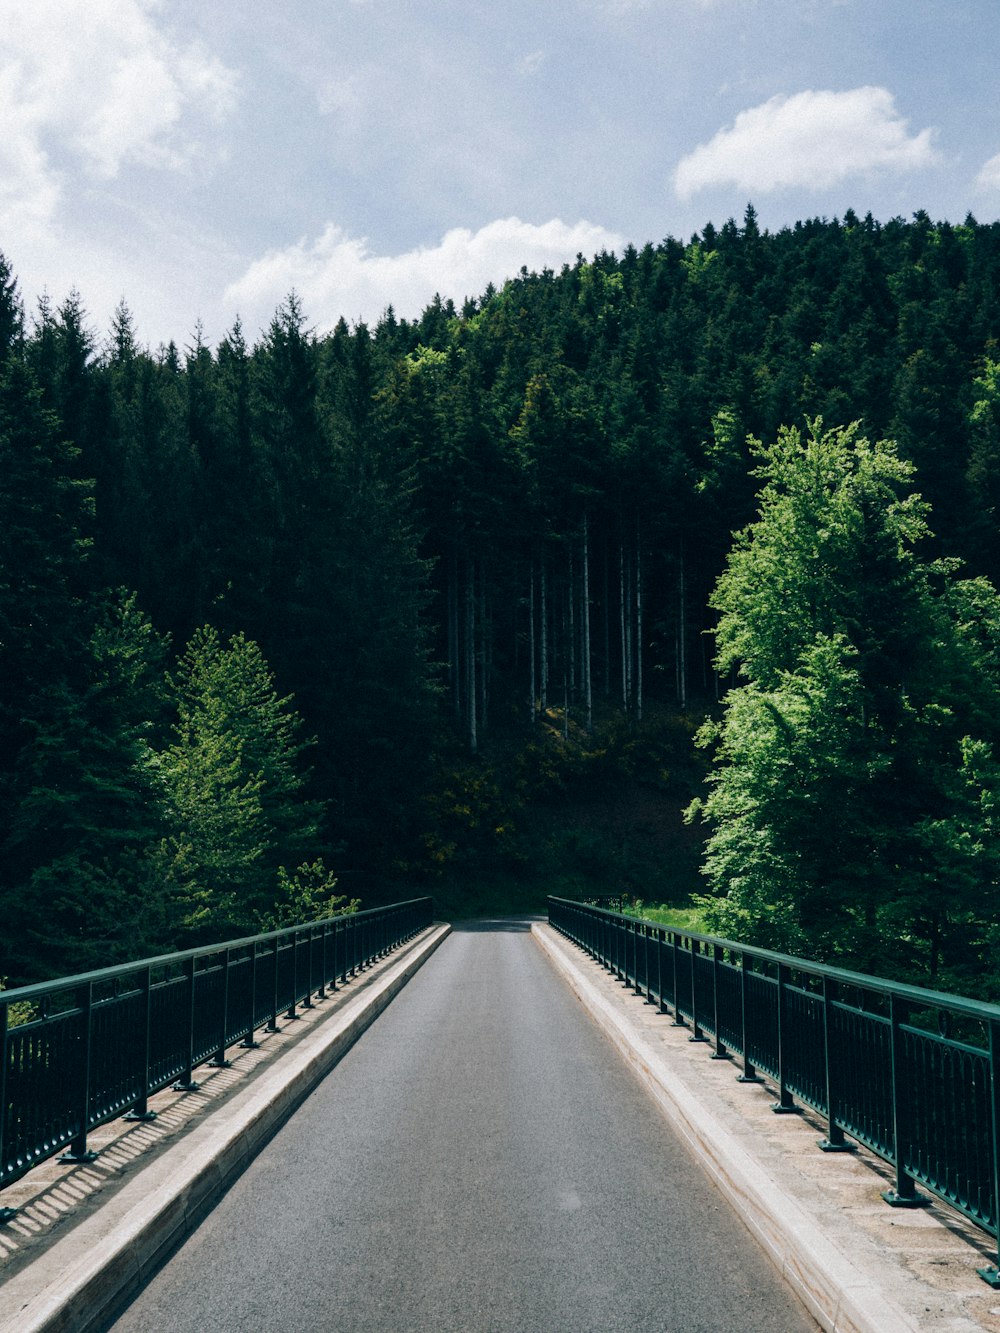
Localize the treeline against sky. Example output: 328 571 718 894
4 206 1000 984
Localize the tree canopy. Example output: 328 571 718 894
5 208 1000 984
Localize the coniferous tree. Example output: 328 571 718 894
158 626 325 936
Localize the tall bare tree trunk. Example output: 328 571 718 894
676 540 687 708
529 563 536 726
466 557 477 754
568 542 576 696
636 525 643 723
619 539 628 713
603 533 611 697
540 552 549 715
448 548 460 720
583 514 592 733
479 579 490 734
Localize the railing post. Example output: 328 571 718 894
882 994 928 1206
689 942 707 1043
977 1018 1000 1286
317 923 327 1000
633 921 643 996
268 936 280 1031
242 944 259 1048
172 956 199 1092
125 966 157 1120
330 920 340 991
818 977 853 1151
209 951 232 1068
657 928 668 1014
285 931 299 1021
737 952 762 1083
302 929 315 1009
670 933 686 1027
710 943 729 1059
771 963 798 1114
59 982 98 1163
0 1003 14 1221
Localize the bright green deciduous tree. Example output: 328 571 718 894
689 421 1000 987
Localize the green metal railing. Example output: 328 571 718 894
0 897 433 1219
548 895 1000 1287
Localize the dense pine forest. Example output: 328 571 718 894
5 206 1000 993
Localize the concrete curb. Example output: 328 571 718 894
0 923 451 1333
531 922 921 1333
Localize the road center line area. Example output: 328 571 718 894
106 919 815 1333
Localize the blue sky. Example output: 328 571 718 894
2 0 998 348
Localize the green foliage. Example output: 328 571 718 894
159 626 324 939
0 591 174 982
690 422 1000 981
0 979 34 1028
7 212 1000 975
262 860 359 931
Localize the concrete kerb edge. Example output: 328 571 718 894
1 922 452 1333
530 921 919 1333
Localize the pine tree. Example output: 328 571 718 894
159 626 325 936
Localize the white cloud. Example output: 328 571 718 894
0 0 237 233
976 152 1000 192
519 50 546 78
224 217 626 333
674 87 939 199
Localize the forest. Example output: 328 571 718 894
4 205 1000 994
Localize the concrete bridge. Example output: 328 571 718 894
0 919 996 1332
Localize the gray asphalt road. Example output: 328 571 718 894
108 921 815 1332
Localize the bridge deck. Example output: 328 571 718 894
108 919 813 1332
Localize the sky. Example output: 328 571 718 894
1 0 998 351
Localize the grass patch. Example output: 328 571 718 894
630 901 710 934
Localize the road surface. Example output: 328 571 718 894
108 920 815 1332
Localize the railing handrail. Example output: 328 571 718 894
548 895 1000 1023
1 897 433 1007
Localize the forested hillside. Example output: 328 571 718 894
4 207 1000 988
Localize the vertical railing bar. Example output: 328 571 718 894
59 982 98 1163
882 994 928 1206
243 944 259 1048
285 932 299 1021
977 1019 1000 1285
689 941 707 1043
210 950 231 1068
819 977 852 1152
710 943 729 1059
0 1004 14 1219
171 957 199 1092
125 965 157 1121
318 923 328 1000
737 952 762 1083
771 963 798 1114
670 932 685 1027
